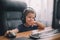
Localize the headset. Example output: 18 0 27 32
21 7 36 24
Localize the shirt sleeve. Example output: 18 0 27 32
17 24 38 32
17 24 23 32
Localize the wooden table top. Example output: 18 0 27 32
0 27 60 40
0 31 32 40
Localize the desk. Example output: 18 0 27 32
0 31 32 40
0 27 60 40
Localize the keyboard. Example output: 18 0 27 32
30 29 59 39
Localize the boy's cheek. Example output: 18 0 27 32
27 22 32 25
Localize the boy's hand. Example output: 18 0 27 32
30 21 37 26
5 30 13 36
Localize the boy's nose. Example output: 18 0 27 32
30 19 34 21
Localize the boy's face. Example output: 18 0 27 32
26 13 35 26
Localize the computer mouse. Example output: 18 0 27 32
6 32 16 38
30 33 40 39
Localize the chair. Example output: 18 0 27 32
0 0 27 35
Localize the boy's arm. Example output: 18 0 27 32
11 28 19 34
36 22 45 30
31 21 45 30
5 28 19 35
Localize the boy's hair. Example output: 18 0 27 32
21 7 36 24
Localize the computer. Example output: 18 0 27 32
52 0 60 32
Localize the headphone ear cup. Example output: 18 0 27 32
21 15 26 24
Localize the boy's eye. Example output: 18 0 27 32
28 17 31 18
28 17 35 19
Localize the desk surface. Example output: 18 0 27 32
0 31 32 40
0 27 60 40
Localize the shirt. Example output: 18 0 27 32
17 24 38 32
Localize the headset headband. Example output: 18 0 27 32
23 7 34 13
